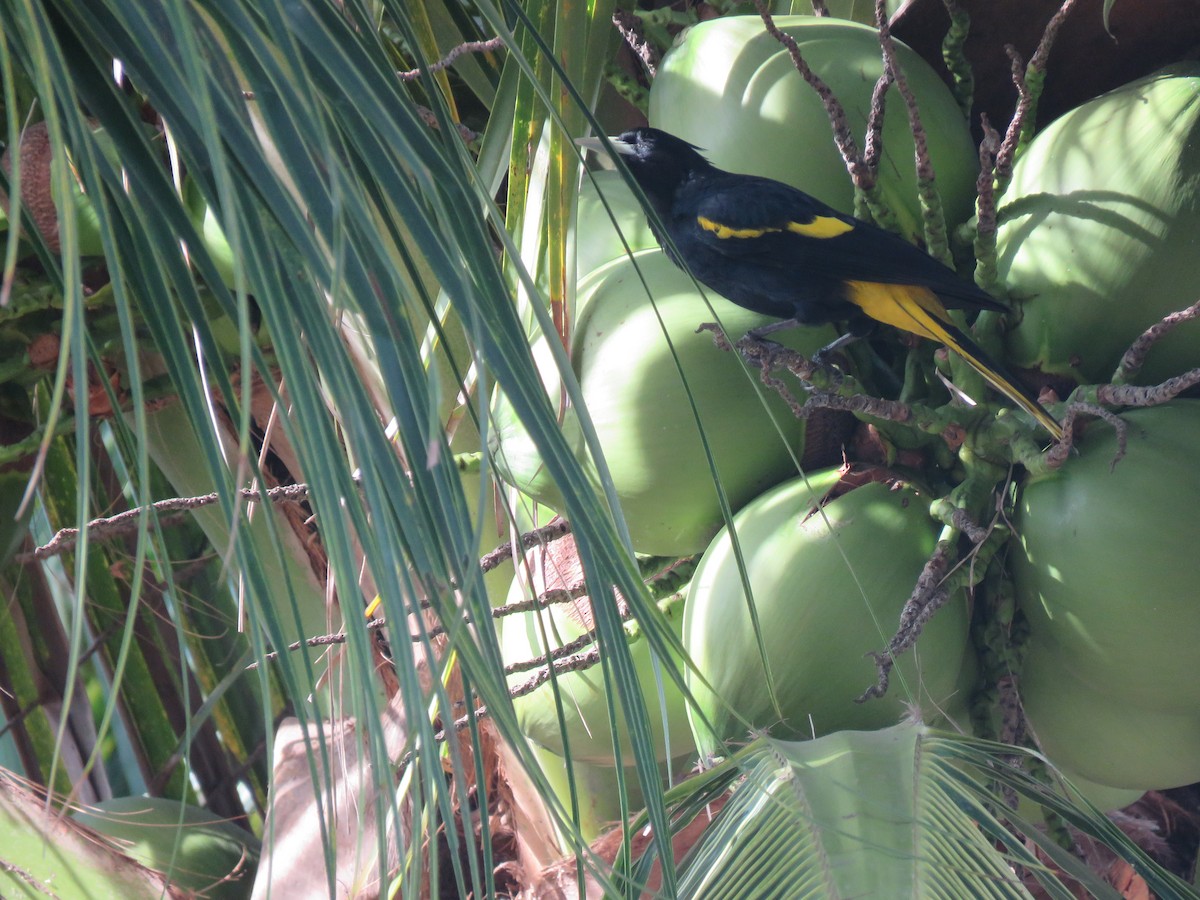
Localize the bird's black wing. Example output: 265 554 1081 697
674 173 1006 313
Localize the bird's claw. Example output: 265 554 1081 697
734 334 788 371
809 348 848 383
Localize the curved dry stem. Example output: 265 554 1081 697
700 324 921 425
752 0 872 190
1042 403 1128 472
1113 298 1200 384
862 70 893 175
1000 0 1085 171
971 114 1003 292
19 481 317 562
1097 369 1200 410
940 0 975 117
397 36 505 82
480 518 573 573
857 540 956 702
875 1 930 185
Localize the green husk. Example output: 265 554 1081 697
998 66 1200 386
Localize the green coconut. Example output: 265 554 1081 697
525 741 647 842
684 467 969 757
1048 773 1144 816
998 65 1200 385
501 533 694 766
490 248 846 556
1015 401 1200 790
649 17 979 240
1013 402 1200 713
459 463 558 608
574 169 659 277
1021 641 1200 791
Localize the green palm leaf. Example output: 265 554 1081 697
0 2 1192 898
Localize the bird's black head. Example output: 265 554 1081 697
594 127 713 214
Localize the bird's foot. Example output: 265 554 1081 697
809 347 850 383
745 318 800 342
734 334 788 371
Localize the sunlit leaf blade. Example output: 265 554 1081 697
0 0 685 892
3 1 1188 897
0 772 176 899
670 723 1192 900
677 724 1029 899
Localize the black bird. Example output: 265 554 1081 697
578 127 1062 441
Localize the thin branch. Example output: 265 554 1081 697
875 1 930 185
397 37 505 82
497 587 680 677
1029 0 1083 73
244 618 391 670
701 325 958 432
752 0 872 189
875 0 950 263
1041 403 1128 471
612 10 658 77
947 507 989 545
506 644 602 691
490 585 589 620
997 0 1085 183
939 0 974 118
862 70 893 176
860 494 1012 704
26 476 576 666
1114 298 1200 384
247 583 595 669
252 621 610 756
18 483 314 562
252 589 694 767
503 623 605 676
971 114 1003 292
995 44 1032 186
435 645 604 750
858 541 956 701
1030 305 1200 473
395 632 648 768
480 518 572 573
22 480 567 570
1098 368 1200 410
414 106 481 144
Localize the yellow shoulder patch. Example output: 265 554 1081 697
697 214 854 241
786 216 854 239
697 216 771 240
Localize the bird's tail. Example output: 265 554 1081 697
939 323 1064 441
845 281 1063 441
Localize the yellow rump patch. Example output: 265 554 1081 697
845 281 1064 440
697 214 853 241
845 281 950 341
845 280 1003 394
